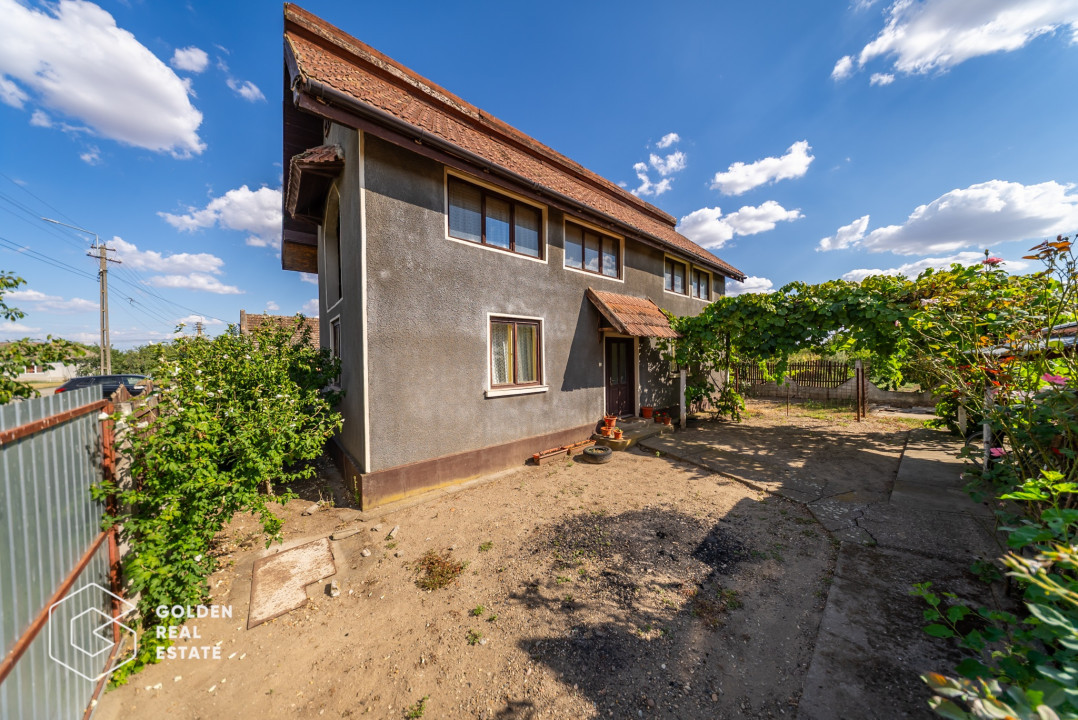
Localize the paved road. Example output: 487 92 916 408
639 426 1004 719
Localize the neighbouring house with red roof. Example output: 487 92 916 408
281 5 745 508
238 310 320 349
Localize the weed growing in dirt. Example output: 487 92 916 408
415 550 465 591
470 605 485 617
466 630 483 646
555 575 571 584
478 541 493 552
691 586 743 629
404 695 429 718
386 541 398 550
487 613 498 622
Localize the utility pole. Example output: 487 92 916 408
195 320 203 338
42 218 120 374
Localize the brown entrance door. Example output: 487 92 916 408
605 337 634 417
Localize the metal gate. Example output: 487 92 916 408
0 386 125 720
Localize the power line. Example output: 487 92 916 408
0 182 230 327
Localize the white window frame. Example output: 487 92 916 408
328 314 342 389
323 183 343 314
484 312 549 397
562 217 625 283
444 169 548 265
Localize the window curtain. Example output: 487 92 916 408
515 324 537 383
515 206 541 257
491 322 513 385
485 197 511 249
449 180 482 243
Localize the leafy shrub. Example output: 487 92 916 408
95 317 341 683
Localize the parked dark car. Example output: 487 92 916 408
54 374 148 399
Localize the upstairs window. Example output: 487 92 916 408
448 177 543 259
691 268 711 300
664 258 687 294
564 223 620 278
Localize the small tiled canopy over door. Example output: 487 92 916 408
605 337 634 416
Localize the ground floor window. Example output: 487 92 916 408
490 317 541 387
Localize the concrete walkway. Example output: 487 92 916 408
638 427 1006 719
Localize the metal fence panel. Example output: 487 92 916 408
0 387 108 720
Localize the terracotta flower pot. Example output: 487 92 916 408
641 406 654 419
654 414 663 424
612 428 623 440
603 415 617 427
600 426 612 437
663 416 672 426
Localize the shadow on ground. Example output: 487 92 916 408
500 503 832 719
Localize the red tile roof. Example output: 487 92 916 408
285 143 344 222
283 4 745 281
586 288 679 339
239 311 320 349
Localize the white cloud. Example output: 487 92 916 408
29 109 51 127
869 72 895 86
110 236 226 275
709 140 814 196
6 289 96 313
860 180 1078 255
0 321 43 339
649 150 686 177
0 0 205 156
630 162 672 197
628 134 687 197
265 301 280 312
818 214 871 251
301 299 319 316
831 55 855 80
149 273 243 295
841 252 1030 282
677 202 803 249
847 0 1078 80
0 76 29 107
299 272 318 285
656 132 680 149
170 46 208 73
723 201 803 235
176 313 223 327
80 146 101 165
159 185 282 248
227 77 265 102
726 276 774 296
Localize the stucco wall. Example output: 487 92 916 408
349 131 721 472
319 124 367 469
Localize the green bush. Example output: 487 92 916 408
94 317 341 684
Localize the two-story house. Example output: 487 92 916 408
281 5 745 509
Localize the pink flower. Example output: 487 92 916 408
989 447 1006 458
982 257 1003 266
1042 373 1068 386
894 320 901 327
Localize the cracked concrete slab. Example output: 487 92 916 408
798 543 993 720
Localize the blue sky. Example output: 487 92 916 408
1 0 1077 347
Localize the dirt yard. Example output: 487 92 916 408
94 401 925 720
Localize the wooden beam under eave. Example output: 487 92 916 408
283 240 318 273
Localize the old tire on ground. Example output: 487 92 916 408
583 446 613 464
